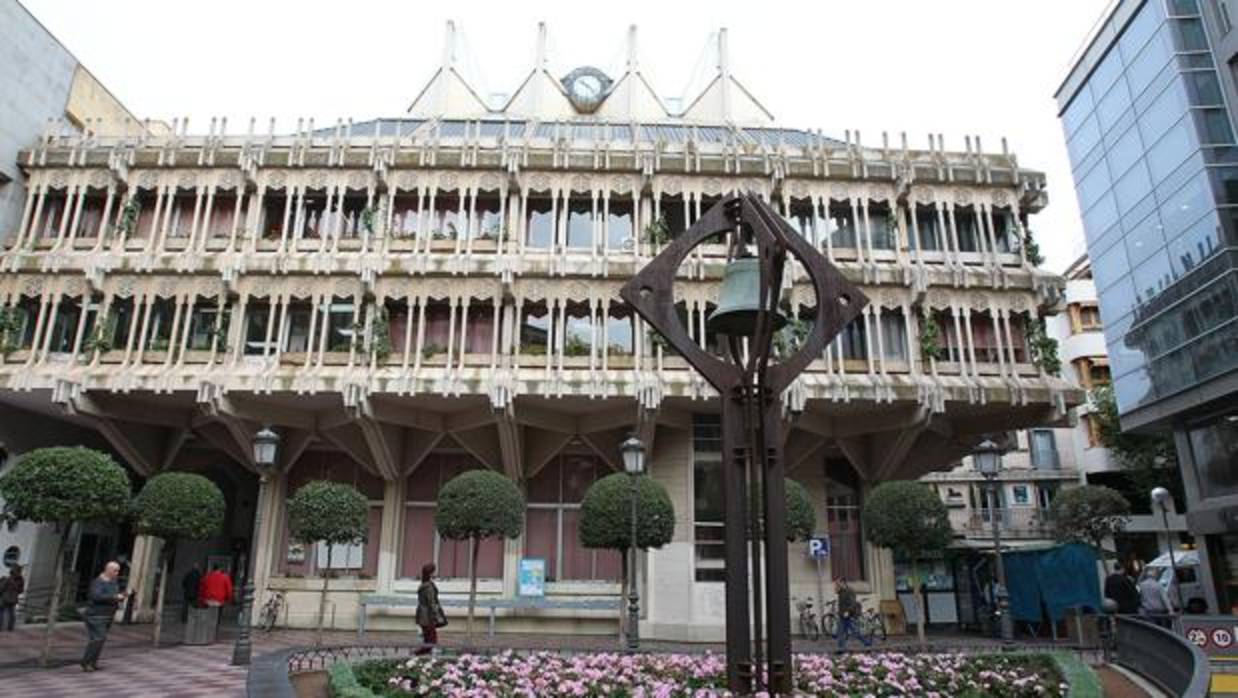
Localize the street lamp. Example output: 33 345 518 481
620 434 646 653
974 438 1013 641
1151 486 1184 614
231 426 280 666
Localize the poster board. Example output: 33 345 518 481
518 558 546 597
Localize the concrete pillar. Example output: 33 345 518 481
250 471 286 613
375 478 405 593
124 534 162 622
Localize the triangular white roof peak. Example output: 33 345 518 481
407 22 774 126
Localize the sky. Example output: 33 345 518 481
21 0 1111 273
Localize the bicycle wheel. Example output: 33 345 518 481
870 614 887 642
821 612 838 639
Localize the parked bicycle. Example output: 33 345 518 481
858 600 887 642
819 599 839 639
260 590 285 632
795 597 821 641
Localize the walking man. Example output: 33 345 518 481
81 561 129 671
0 564 24 631
835 579 871 652
1104 563 1139 615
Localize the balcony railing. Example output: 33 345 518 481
965 508 1054 539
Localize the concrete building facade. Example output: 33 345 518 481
0 22 1080 638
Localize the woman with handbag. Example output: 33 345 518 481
415 563 446 655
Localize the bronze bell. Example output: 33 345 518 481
706 257 787 336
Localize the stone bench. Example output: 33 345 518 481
357 593 621 640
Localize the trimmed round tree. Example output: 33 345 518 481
1050 484 1131 581
579 472 675 643
286 480 369 644
861 480 953 648
784 479 817 542
131 472 225 647
0 447 130 665
435 470 524 644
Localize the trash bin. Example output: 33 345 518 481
184 606 219 645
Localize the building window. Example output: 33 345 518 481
525 453 621 582
825 459 865 581
1069 303 1102 333
879 309 908 361
693 415 725 582
1073 357 1112 390
1029 429 1060 469
1011 485 1031 506
279 456 384 578
402 454 504 580
1037 484 1057 512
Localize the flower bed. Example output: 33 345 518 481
348 651 1068 697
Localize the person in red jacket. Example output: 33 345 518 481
198 566 234 607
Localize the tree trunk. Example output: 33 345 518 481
152 542 170 647
40 526 69 667
466 536 479 647
315 544 332 646
914 562 927 650
618 549 628 649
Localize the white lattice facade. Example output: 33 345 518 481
0 25 1082 638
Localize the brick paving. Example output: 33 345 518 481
0 619 1087 697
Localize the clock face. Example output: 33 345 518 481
572 75 603 101
562 67 611 113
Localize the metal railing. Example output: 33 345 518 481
1112 616 1209 697
964 508 1054 538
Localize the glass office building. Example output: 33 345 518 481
1057 0 1238 613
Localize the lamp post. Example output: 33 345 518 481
620 193 866 694
1151 486 1184 614
620 435 646 653
231 426 279 666
974 438 1013 641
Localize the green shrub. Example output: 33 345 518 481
328 662 381 698
784 479 816 542
579 473 675 552
435 470 524 643
0 447 131 665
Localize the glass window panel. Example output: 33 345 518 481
1167 211 1224 277
1132 56 1179 115
1124 211 1166 266
1114 369 1155 411
1173 18 1208 51
1096 80 1133 133
1099 277 1139 322
1068 116 1103 171
1061 86 1095 139
1196 108 1236 145
1184 71 1223 106
1145 116 1196 185
1077 159 1112 207
1138 80 1190 145
1082 193 1120 244
1131 252 1175 303
1106 124 1144 178
1169 0 1199 16
1089 47 1125 99
1119 1 1163 63
1113 161 1153 213
1159 170 1212 236
1127 28 1175 102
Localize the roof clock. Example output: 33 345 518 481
562 67 612 114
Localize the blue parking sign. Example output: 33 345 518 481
808 537 830 559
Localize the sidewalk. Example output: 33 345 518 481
0 620 1087 697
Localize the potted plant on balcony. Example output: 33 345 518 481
0 307 25 358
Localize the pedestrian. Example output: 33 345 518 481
81 561 130 671
181 563 202 622
1138 568 1173 627
198 565 233 608
0 564 24 631
1104 562 1139 615
834 579 870 652
415 563 446 655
